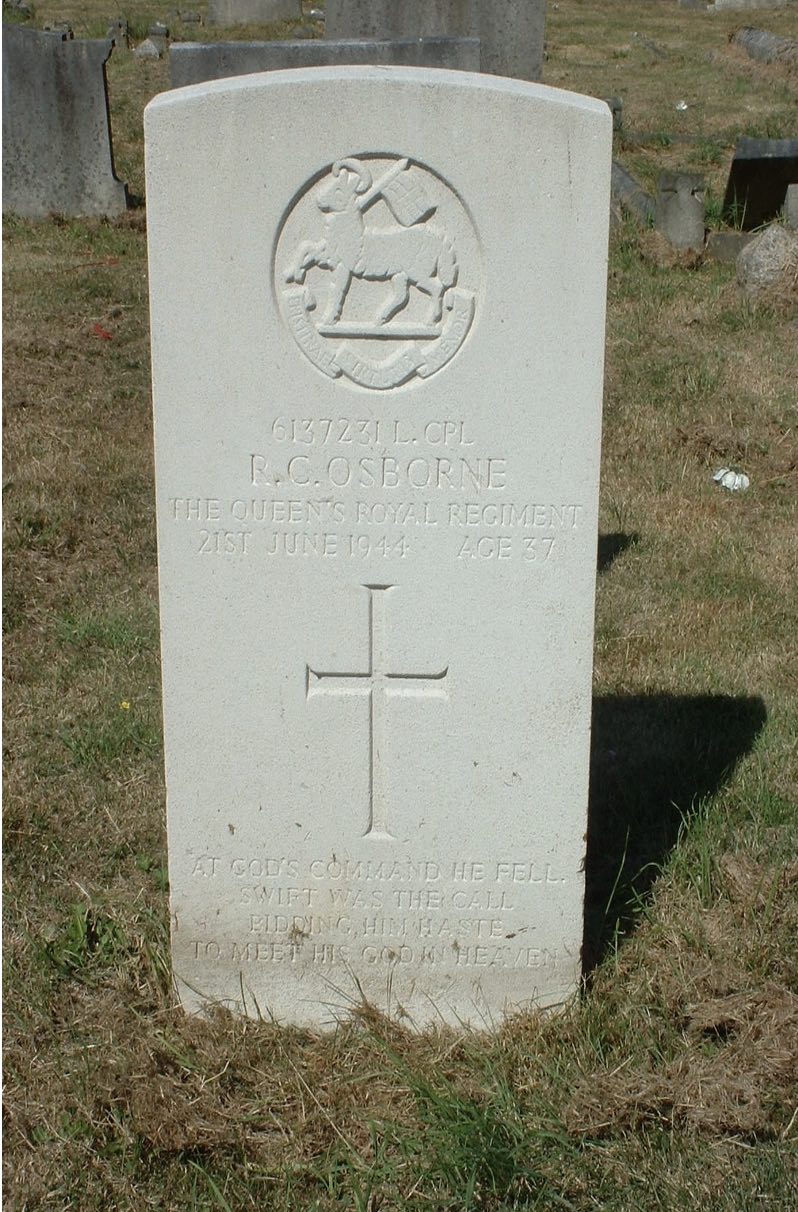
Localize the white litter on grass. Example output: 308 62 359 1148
714 467 750 492
675 100 689 111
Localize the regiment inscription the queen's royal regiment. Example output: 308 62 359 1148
276 154 478 389
145 67 612 1028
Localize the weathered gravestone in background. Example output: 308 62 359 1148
713 0 789 10
208 0 301 25
146 66 611 1027
731 25 798 66
2 25 128 218
170 37 480 88
325 0 546 82
655 172 705 250
723 137 798 229
786 183 798 229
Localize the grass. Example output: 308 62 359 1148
4 0 798 1208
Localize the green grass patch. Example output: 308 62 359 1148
59 703 160 771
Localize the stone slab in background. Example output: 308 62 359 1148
207 0 301 26
714 0 789 10
785 183 798 229
106 18 129 46
731 25 798 65
603 96 623 132
4 0 34 17
134 38 164 59
170 36 481 87
611 160 655 223
736 223 798 296
706 230 755 262
655 171 705 250
2 25 128 219
324 0 545 82
145 66 611 1027
723 137 798 230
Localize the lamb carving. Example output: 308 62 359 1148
285 158 458 328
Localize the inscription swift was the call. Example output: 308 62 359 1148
307 584 448 840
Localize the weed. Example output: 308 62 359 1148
60 702 160 770
695 138 725 168
391 1069 545 1206
56 608 155 652
40 903 132 981
704 190 726 231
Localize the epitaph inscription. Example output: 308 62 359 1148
277 155 478 388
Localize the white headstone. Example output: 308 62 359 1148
145 67 611 1029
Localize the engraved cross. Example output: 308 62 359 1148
306 584 448 840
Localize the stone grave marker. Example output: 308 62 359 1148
207 0 301 26
655 172 705 250
5 0 34 18
145 66 611 1028
170 37 480 88
324 0 546 82
106 18 129 46
3 25 128 219
785 183 798 229
732 26 798 67
723 137 798 230
713 0 788 10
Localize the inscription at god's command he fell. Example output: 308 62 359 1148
145 67 612 1029
277 154 478 389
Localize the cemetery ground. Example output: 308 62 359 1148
3 0 798 1207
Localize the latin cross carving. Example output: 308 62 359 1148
306 584 448 839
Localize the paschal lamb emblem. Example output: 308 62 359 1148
277 155 478 390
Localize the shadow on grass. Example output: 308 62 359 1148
597 531 640 573
583 692 767 975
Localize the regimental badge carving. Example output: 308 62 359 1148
276 154 479 390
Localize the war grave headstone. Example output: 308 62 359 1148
2 24 128 218
324 0 546 83
170 37 480 88
207 0 301 26
723 137 798 229
145 66 611 1027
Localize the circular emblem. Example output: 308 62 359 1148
275 154 479 390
